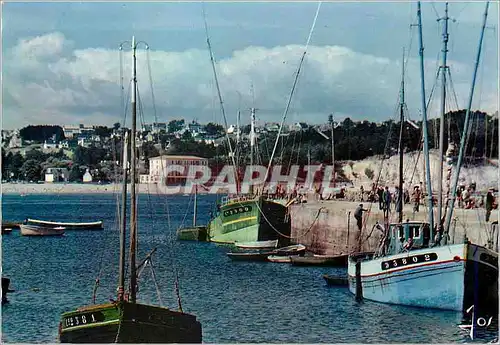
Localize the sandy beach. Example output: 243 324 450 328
1 182 169 195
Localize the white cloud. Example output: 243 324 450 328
2 32 498 129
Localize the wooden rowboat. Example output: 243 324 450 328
235 240 278 250
25 218 103 230
20 224 65 236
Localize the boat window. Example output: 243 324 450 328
398 226 404 238
414 226 420 238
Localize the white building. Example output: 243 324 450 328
140 155 208 184
45 168 69 183
83 169 93 183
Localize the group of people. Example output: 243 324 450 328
353 181 497 231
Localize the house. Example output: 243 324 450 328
83 169 93 183
8 130 23 148
140 155 208 185
45 167 69 183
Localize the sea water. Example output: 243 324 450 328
1 193 497 343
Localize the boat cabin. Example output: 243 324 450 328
383 221 432 256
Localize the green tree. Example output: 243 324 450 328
69 165 83 182
204 123 224 136
20 159 42 181
168 119 185 133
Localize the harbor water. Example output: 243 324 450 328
1 193 497 343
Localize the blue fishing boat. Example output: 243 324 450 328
347 1 498 315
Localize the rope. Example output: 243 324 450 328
255 201 325 240
146 48 159 126
264 1 322 185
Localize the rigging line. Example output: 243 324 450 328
446 68 461 111
430 1 441 20
201 3 238 180
265 1 321 183
146 48 159 126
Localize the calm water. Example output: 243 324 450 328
1 193 497 343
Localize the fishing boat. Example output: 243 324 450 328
20 224 65 236
25 218 103 230
207 195 291 244
58 37 202 343
176 185 208 241
347 2 498 315
235 240 278 250
201 14 292 246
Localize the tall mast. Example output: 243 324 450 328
417 1 435 236
117 130 128 302
236 110 241 145
129 36 138 303
444 1 490 239
329 114 335 187
249 107 256 194
436 2 450 236
193 184 197 227
398 48 405 224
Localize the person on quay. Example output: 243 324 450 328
354 203 368 232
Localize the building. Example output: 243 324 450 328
83 169 93 183
45 168 69 183
140 155 208 185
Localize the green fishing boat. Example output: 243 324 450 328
207 195 291 245
58 37 202 343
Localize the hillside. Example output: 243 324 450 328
343 149 498 192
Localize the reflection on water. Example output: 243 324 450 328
2 193 498 343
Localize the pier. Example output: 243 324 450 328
290 199 497 255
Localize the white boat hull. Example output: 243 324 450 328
347 243 498 311
235 240 278 249
20 224 65 236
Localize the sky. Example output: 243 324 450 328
2 1 499 130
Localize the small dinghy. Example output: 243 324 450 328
267 255 292 263
323 274 348 287
235 240 278 250
25 218 103 230
227 251 273 262
274 244 306 256
20 224 65 236
291 254 348 267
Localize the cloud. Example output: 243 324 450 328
2 32 498 129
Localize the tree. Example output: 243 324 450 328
113 122 121 131
168 119 185 133
20 159 42 181
69 165 83 182
205 123 224 136
19 125 65 142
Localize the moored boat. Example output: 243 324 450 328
58 36 202 343
267 255 292 263
235 240 278 250
291 254 347 267
26 218 103 230
227 251 274 262
207 196 291 245
275 244 306 256
20 224 65 236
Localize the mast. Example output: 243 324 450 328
236 110 241 145
250 107 256 194
193 184 197 227
417 1 435 236
129 36 138 303
329 114 335 187
398 48 405 224
444 1 490 239
117 130 128 302
436 2 450 237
